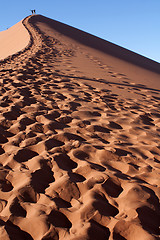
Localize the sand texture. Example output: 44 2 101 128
0 20 30 60
0 14 160 240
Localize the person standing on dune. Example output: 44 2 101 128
30 9 36 15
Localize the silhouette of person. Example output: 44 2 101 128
34 9 36 14
30 10 34 15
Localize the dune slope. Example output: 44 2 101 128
0 19 30 60
0 15 159 240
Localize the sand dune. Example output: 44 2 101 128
0 14 160 240
0 19 30 60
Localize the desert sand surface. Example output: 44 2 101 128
0 20 30 60
0 14 160 240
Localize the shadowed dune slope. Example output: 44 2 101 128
31 15 160 91
0 20 30 60
0 15 159 240
32 15 160 74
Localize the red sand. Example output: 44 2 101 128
0 20 30 60
0 15 159 240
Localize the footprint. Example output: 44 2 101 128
108 121 123 129
9 197 26 217
48 209 72 228
102 177 123 197
14 148 38 162
0 146 5 155
115 148 131 156
0 220 34 240
68 172 86 183
45 138 64 150
0 199 7 212
54 153 77 171
31 160 55 193
136 206 160 235
85 220 110 240
73 150 89 160
87 125 111 133
18 186 39 203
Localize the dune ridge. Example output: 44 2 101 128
0 14 159 240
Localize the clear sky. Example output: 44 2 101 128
0 0 160 63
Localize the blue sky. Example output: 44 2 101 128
0 0 160 63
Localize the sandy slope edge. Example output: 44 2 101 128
0 18 30 60
0 15 43 70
